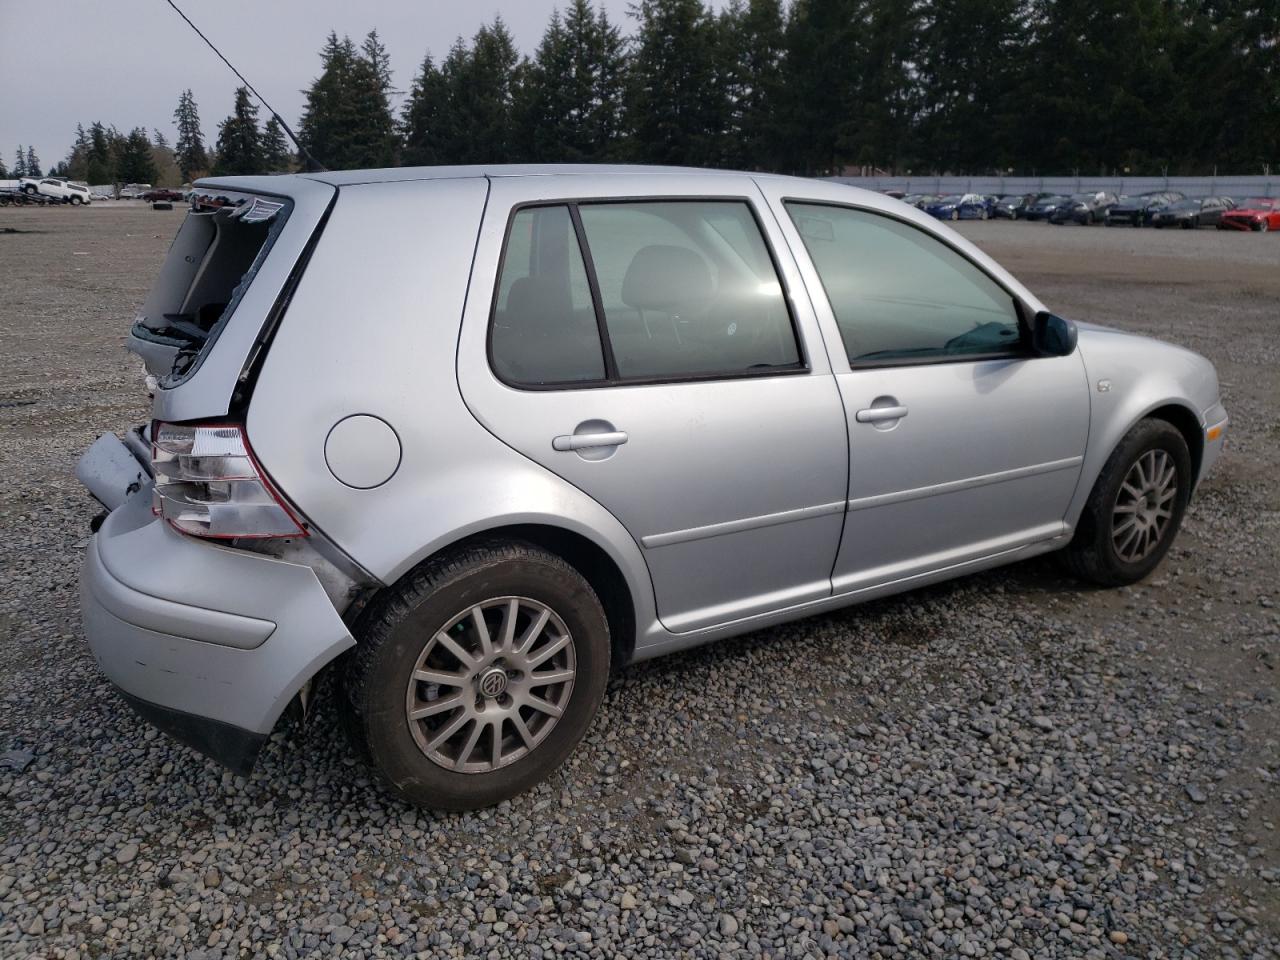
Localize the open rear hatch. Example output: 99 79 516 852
130 190 290 384
79 176 334 512
130 176 335 423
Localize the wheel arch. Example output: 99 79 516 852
1145 402 1204 488
355 522 641 670
1067 396 1205 531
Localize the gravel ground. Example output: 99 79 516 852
0 205 1277 959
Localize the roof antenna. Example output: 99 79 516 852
161 0 326 172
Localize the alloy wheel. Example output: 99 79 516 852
404 597 576 773
1111 449 1178 563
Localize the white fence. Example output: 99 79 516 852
830 175 1279 198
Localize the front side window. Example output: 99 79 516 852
786 203 1023 365
491 199 802 386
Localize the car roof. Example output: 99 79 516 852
297 163 762 187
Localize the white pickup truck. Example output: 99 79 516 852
7 177 93 204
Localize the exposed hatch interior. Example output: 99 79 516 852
129 191 290 385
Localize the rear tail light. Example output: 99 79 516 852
152 422 306 539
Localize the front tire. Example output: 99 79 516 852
346 541 610 810
1062 419 1191 587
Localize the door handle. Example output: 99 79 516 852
855 405 908 423
552 431 628 451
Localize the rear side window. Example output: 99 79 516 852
490 199 801 387
491 206 604 385
786 203 1022 365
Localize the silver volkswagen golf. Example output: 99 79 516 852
78 166 1228 809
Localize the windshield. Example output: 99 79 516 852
937 195 965 203
1238 197 1274 209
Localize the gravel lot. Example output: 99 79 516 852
1 204 1277 959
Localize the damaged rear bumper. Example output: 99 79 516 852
80 489 355 774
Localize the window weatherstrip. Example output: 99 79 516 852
568 203 619 382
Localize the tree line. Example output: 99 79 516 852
296 0 1280 177
26 0 1280 185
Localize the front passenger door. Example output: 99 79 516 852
776 198 1091 594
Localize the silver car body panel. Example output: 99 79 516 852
78 164 1228 747
81 490 354 734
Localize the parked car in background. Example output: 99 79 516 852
118 183 153 199
140 188 185 202
1105 191 1184 227
994 193 1050 220
1217 197 1280 232
76 165 1227 809
1151 196 1233 229
18 176 92 204
925 193 992 221
902 193 940 209
1050 191 1118 225
1024 195 1069 221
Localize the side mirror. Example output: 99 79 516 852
1031 311 1078 357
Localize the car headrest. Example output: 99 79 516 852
505 275 570 335
621 245 713 313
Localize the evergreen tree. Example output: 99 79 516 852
25 145 41 178
299 31 397 169
116 127 158 183
86 123 114 184
718 0 786 170
777 0 866 175
214 86 264 175
462 19 521 163
514 2 628 162
1018 0 1180 174
401 54 449 165
626 0 724 166
1172 0 1280 173
261 116 292 171
350 30 399 167
173 89 209 180
62 124 91 182
13 146 27 178
0 156 7 179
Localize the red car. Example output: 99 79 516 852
1218 197 1280 232
140 188 185 202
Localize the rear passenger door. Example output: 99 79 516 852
458 176 848 635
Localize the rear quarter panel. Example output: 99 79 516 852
244 178 660 641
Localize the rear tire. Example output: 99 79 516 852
345 540 610 810
1061 419 1191 587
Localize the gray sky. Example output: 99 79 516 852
0 0 721 173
